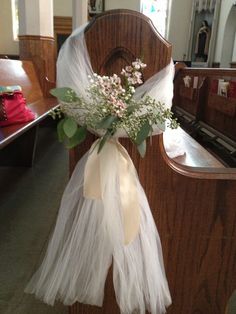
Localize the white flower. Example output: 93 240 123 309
129 86 135 94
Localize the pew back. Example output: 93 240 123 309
173 67 236 166
0 59 43 104
69 9 172 172
68 9 236 314
0 59 57 165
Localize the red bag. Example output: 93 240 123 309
0 88 35 127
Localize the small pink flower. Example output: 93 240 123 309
125 66 133 72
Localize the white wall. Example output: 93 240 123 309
220 4 236 66
167 0 192 60
233 32 236 61
105 0 140 11
0 0 19 54
53 0 72 16
1 0 234 64
214 0 235 62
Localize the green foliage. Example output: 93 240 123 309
56 117 87 148
226 290 236 314
50 87 79 103
96 115 119 130
135 121 152 146
65 126 87 149
137 140 146 158
98 130 112 153
63 117 77 138
49 60 179 157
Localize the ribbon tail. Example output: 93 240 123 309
83 139 102 199
117 142 141 245
83 139 141 245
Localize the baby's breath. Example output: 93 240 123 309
52 58 178 155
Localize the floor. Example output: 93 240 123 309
0 123 69 314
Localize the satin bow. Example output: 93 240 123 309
83 139 140 245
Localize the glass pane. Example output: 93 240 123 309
141 0 169 37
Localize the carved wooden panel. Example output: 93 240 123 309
84 9 172 78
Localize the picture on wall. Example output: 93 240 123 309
88 0 104 16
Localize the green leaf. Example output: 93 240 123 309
137 140 146 158
96 115 118 129
50 87 78 103
155 121 166 132
57 119 66 142
65 126 87 149
97 130 112 153
227 290 236 314
126 104 138 114
63 117 78 138
135 121 151 145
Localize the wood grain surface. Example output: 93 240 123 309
68 9 236 314
19 35 56 96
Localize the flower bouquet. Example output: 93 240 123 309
50 59 178 156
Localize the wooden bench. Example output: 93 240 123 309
68 10 236 314
0 59 58 166
173 67 236 166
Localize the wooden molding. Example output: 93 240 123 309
53 16 72 54
212 62 220 68
18 35 54 41
54 16 72 34
230 62 236 68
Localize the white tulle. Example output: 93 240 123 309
25 143 171 313
164 127 186 158
24 22 182 313
56 23 175 138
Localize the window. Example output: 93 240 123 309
11 0 19 40
141 0 170 37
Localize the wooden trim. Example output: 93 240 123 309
0 54 19 60
53 16 72 54
212 62 220 68
230 62 236 68
54 16 72 34
177 67 236 77
160 134 236 180
18 35 54 41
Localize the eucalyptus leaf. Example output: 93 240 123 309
126 104 138 114
98 130 112 153
65 126 87 149
96 115 118 129
136 121 151 145
227 290 236 314
157 121 166 132
137 140 146 158
57 119 66 142
63 117 78 138
50 87 78 103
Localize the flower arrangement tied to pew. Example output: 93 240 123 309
50 59 178 157
25 52 177 312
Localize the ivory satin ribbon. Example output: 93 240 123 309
84 139 140 245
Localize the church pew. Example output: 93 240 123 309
0 59 58 166
173 67 236 166
69 130 236 314
67 9 236 314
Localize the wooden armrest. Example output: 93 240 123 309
162 127 236 180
